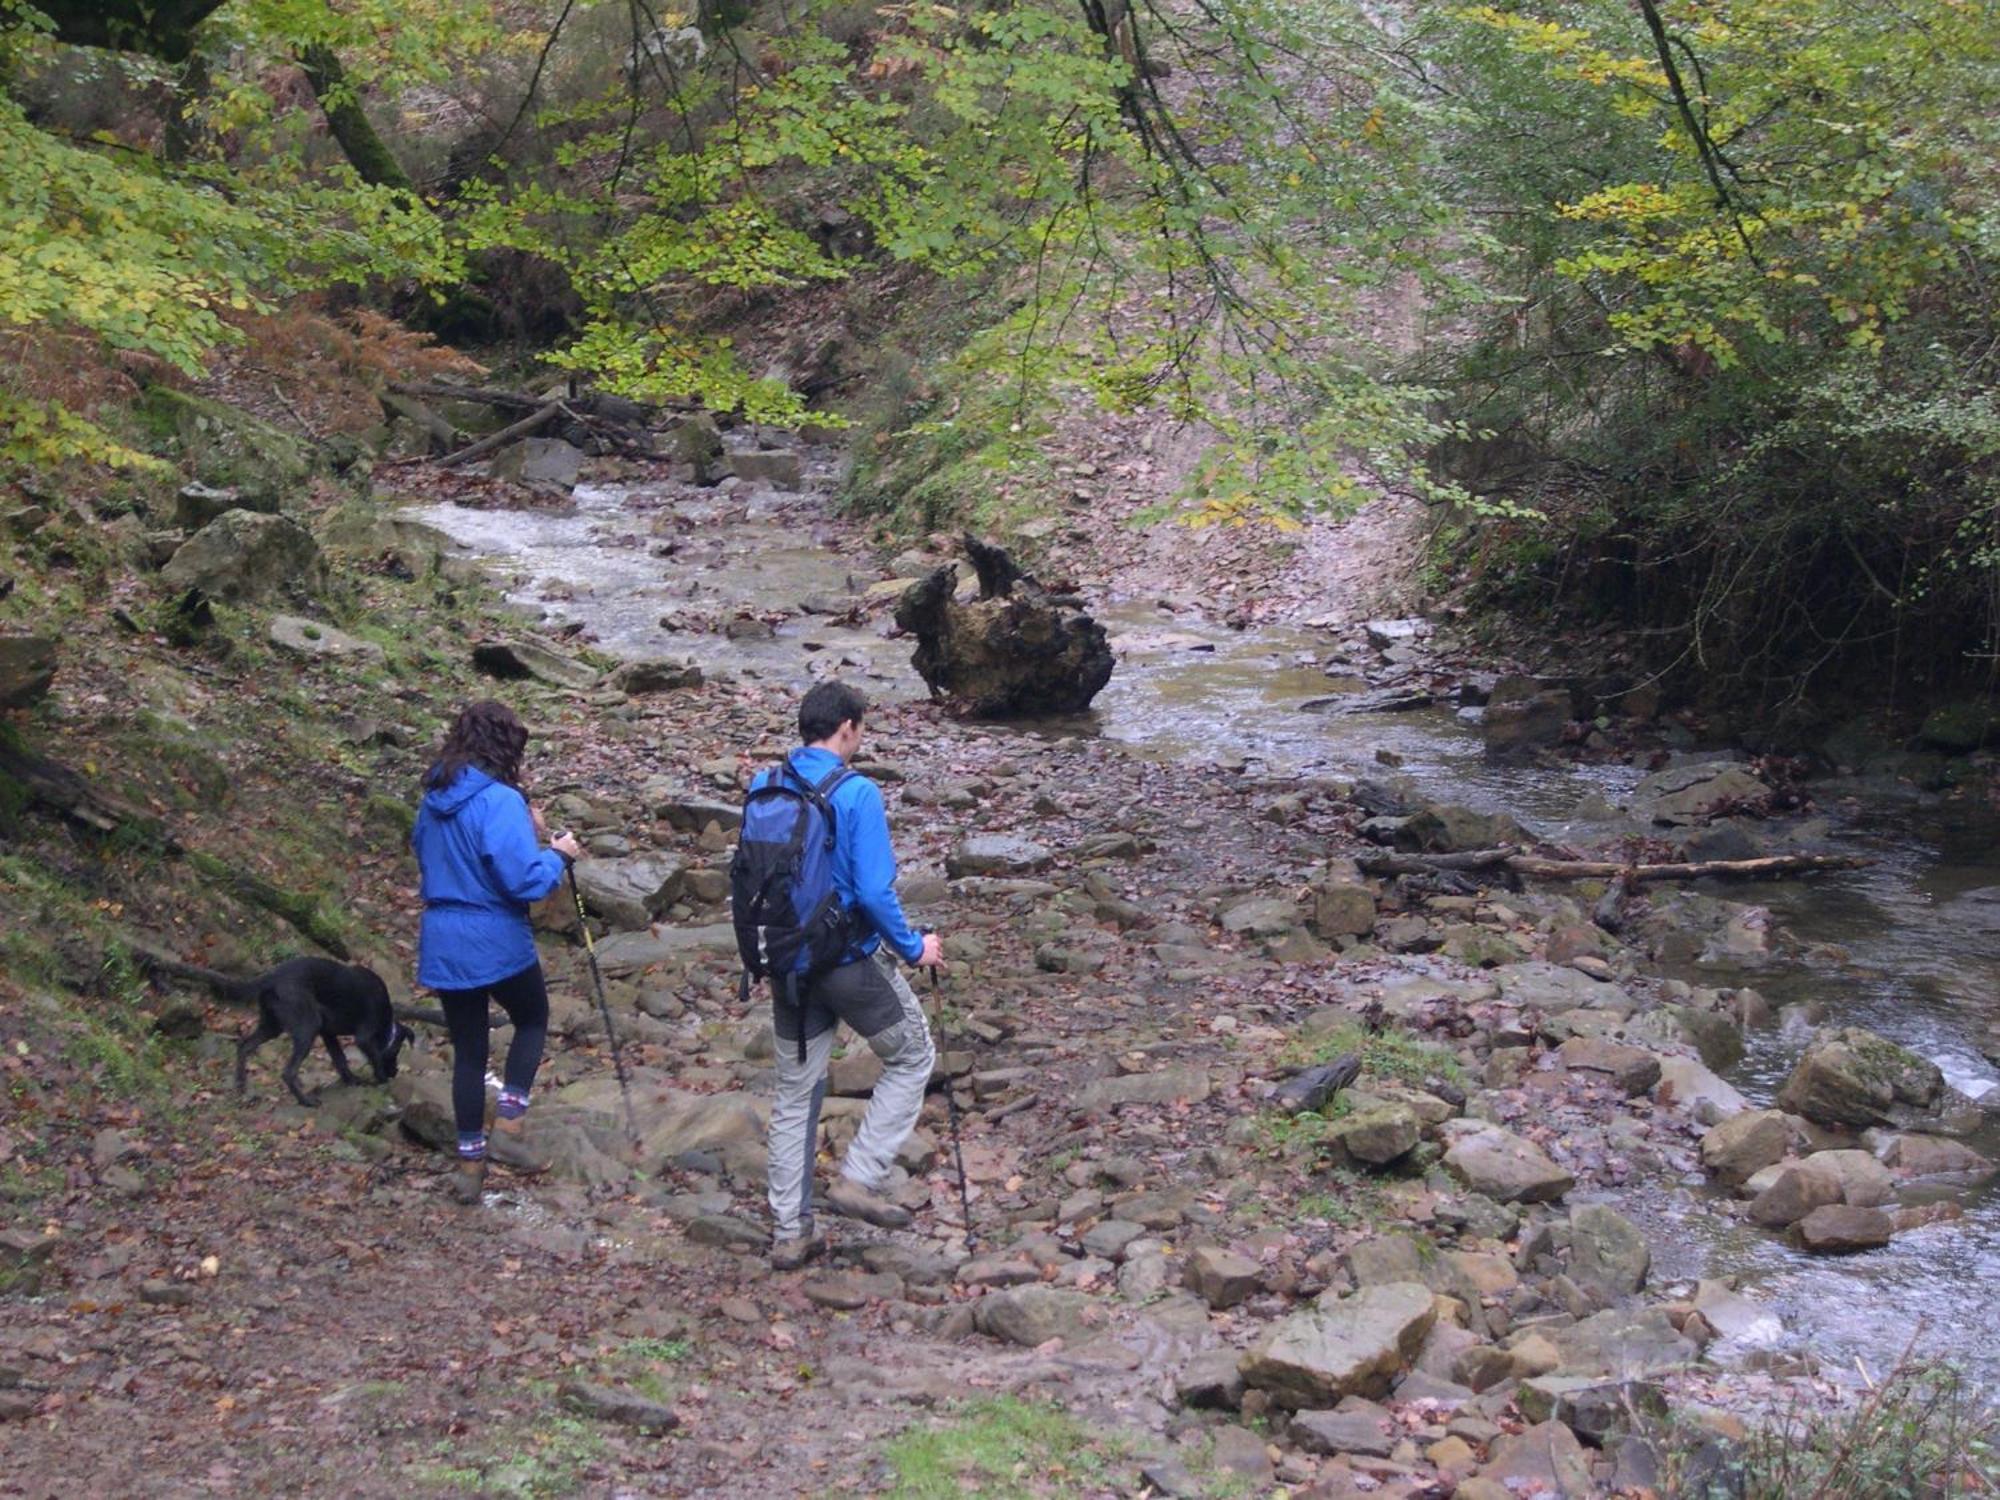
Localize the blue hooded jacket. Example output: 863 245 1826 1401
749 746 924 965
411 766 568 991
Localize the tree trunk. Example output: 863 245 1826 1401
296 43 418 195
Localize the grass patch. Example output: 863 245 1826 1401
617 1337 692 1364
1294 1022 1466 1089
1665 1354 1997 1498
880 1397 1127 1499
412 1412 608 1498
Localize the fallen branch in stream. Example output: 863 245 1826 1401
1358 847 1872 882
434 401 563 468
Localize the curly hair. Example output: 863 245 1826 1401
425 700 530 792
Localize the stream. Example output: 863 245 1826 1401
405 467 2000 1392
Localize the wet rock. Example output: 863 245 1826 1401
1478 1421 1595 1497
1801 1148 1895 1207
1698 1109 1791 1185
1568 1203 1649 1297
728 448 803 489
610 658 702 694
946 835 1052 878
1077 1066 1210 1112
1691 1279 1783 1344
573 853 687 931
1444 1126 1574 1204
1177 1348 1248 1410
1876 1132 1997 1186
471 638 601 691
1630 761 1770 825
0 633 57 708
974 1286 1099 1346
1746 1162 1843 1228
1394 804 1529 854
1776 1026 1947 1130
1329 1104 1422 1165
1639 1004 1746 1072
894 544 1113 716
1238 1281 1436 1408
161 511 324 600
1547 1307 1697 1376
560 1379 681 1431
1794 1204 1893 1254
1557 1037 1662 1095
1186 1246 1261 1309
1483 689 1571 760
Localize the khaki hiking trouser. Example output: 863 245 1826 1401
766 948 935 1240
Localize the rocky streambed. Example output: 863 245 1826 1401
371 443 2000 1494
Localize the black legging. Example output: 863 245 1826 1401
438 962 551 1136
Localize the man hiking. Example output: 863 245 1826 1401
734 680 943 1270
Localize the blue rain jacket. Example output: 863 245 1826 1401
750 746 924 965
411 765 568 990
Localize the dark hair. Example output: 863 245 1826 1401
799 680 868 744
425 700 530 791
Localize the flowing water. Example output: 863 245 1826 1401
406 473 2000 1388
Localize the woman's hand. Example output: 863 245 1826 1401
529 803 549 839
550 831 583 862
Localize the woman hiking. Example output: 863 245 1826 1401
411 700 582 1204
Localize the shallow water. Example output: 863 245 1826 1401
406 477 2000 1387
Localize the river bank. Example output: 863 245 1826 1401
3 407 1996 1496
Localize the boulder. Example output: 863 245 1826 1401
1185 1246 1261 1310
1745 1162 1844 1228
1651 1055 1749 1125
0 633 56 709
1289 1399 1399 1458
1877 1133 1997 1186
1794 1204 1893 1254
1558 1037 1662 1095
1777 1026 1949 1130
610 658 703 695
728 448 803 489
1803 1148 1896 1207
947 835 1053 878
1395 804 1529 854
1546 1306 1696 1376
573 854 687 931
160 510 324 599
1330 1103 1423 1165
1517 1376 1666 1444
974 1286 1099 1347
1309 879 1377 939
1629 761 1770 825
1478 1421 1596 1498
1238 1282 1437 1408
471 638 601 690
1176 1348 1247 1410
1444 1127 1574 1203
1482 689 1571 760
1219 896 1302 937
1917 698 1998 752
1699 1109 1791 1185
893 541 1113 716
268 615 385 664
141 387 313 506
662 414 725 480
489 437 583 489
1567 1203 1650 1297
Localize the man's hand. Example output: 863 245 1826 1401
914 932 945 968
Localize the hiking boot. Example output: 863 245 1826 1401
770 1226 828 1272
488 1116 551 1175
824 1175 913 1229
450 1158 488 1205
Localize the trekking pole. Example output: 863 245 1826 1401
565 855 639 1153
924 934 977 1251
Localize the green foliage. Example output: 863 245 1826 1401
1666 1357 1997 1498
1295 1021 1465 1088
880 1397 1125 1499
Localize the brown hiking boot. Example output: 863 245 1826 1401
450 1158 487 1205
488 1115 550 1175
824 1175 913 1229
770 1227 828 1272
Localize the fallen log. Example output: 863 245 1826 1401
1358 847 1870 883
435 401 563 468
1273 1053 1362 1115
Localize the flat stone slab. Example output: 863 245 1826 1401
1076 1066 1211 1112
593 924 737 974
1239 1282 1436 1409
1444 1127 1574 1204
947 835 1054 877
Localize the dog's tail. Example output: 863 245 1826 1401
132 948 260 1007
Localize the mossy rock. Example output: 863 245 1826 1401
140 388 315 510
1917 698 1998 753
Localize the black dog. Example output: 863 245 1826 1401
226 959 407 1107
